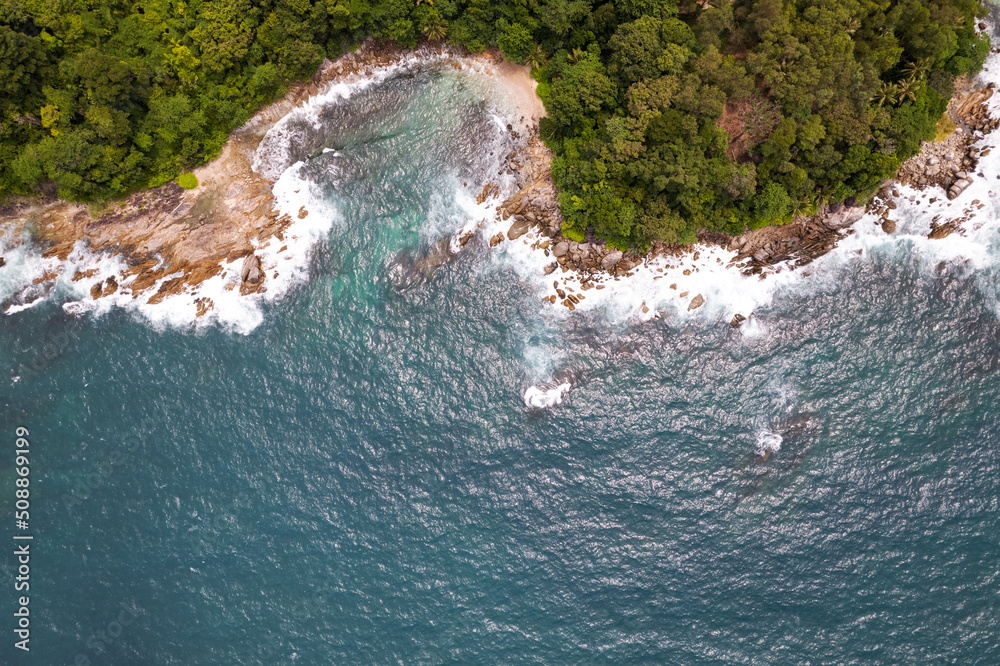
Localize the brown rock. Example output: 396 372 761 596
600 250 622 271
688 294 705 310
928 223 956 239
881 219 896 234
507 217 532 240
102 276 119 297
91 282 103 300
241 253 263 284
730 313 747 328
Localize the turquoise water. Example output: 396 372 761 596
3 63 1000 664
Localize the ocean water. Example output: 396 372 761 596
2 57 1000 664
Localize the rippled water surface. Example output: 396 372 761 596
2 62 1000 664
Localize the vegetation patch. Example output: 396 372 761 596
0 0 991 249
935 114 958 143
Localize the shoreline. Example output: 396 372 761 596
491 45 1000 317
2 34 1000 324
0 41 535 320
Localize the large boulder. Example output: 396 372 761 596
600 250 623 271
507 217 532 240
241 253 262 284
553 241 569 257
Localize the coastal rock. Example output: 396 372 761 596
103 276 119 296
928 223 956 239
881 219 896 234
688 294 705 310
553 241 569 257
730 313 747 328
507 217 531 240
0 257 5 268
241 253 263 284
601 250 623 270
752 249 770 262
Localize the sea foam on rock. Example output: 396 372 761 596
486 19 1000 328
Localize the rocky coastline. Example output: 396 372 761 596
487 70 1000 315
3 39 1000 320
0 41 515 316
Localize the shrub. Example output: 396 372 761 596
177 173 198 190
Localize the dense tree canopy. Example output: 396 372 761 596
0 0 990 247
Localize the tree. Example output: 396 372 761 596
753 182 791 222
496 20 533 63
422 15 448 40
524 45 546 71
872 81 899 108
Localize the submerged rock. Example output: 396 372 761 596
387 250 423 291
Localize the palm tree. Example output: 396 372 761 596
567 48 586 65
524 45 546 72
872 81 898 108
422 16 447 40
416 0 433 5
901 58 931 81
896 78 919 103
790 197 814 219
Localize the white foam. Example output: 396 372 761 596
490 31 1000 328
755 431 783 456
1 51 515 335
485 214 809 328
253 49 526 181
524 382 571 408
5 298 45 315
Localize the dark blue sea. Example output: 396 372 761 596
2 53 1000 665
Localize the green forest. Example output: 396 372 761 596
0 0 991 246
